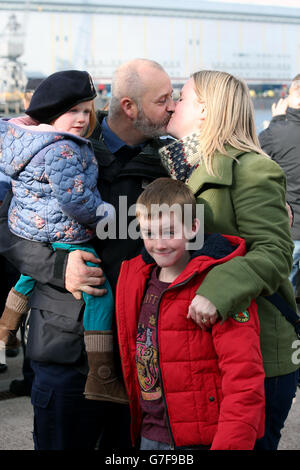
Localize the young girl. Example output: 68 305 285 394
0 70 127 404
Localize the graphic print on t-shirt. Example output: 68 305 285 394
136 310 161 400
136 268 171 443
136 269 170 401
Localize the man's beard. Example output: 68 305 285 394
133 105 172 138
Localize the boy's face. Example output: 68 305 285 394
53 100 93 136
139 212 198 269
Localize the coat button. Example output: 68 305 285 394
209 396 215 402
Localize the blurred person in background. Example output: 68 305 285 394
259 74 300 301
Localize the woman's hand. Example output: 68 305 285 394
187 294 219 330
65 250 107 300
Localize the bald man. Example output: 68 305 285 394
0 59 175 450
108 59 174 141
67 59 175 294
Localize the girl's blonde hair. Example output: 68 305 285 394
192 70 268 175
84 101 97 138
51 100 97 138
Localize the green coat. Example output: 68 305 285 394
187 146 299 378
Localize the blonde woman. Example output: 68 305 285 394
160 70 299 450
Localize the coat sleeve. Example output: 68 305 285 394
259 116 286 160
196 153 294 318
210 301 265 450
44 143 108 228
258 127 274 157
0 191 67 287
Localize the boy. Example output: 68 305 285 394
115 177 265 450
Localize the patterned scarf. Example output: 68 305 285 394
159 133 202 183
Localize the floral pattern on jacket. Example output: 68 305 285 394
0 119 105 243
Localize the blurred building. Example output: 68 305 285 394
0 0 299 88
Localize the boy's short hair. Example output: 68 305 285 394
136 177 196 223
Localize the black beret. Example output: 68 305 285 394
25 70 97 123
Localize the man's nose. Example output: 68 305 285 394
167 97 176 113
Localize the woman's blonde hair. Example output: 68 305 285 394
192 70 268 175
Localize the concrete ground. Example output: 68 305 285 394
0 348 299 451
0 350 34 450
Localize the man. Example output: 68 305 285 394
259 74 300 297
5 78 44 395
0 172 19 374
0 59 175 450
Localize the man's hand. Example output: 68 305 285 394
65 250 107 300
272 98 288 117
187 294 219 330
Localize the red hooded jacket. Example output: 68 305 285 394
116 233 265 450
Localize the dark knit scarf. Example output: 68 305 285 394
159 133 202 182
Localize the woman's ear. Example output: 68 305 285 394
199 102 207 122
120 96 138 120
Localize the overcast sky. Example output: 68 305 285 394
1 0 299 79
18 0 300 6
210 0 300 6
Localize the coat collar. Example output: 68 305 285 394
187 146 246 194
141 232 238 266
135 232 246 288
286 107 300 122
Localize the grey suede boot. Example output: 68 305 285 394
84 330 128 404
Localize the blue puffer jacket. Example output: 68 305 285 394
0 119 105 243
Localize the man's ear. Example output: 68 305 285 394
287 93 300 109
120 96 138 120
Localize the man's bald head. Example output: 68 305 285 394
107 58 174 140
109 59 167 119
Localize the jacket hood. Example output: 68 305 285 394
0 118 89 178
